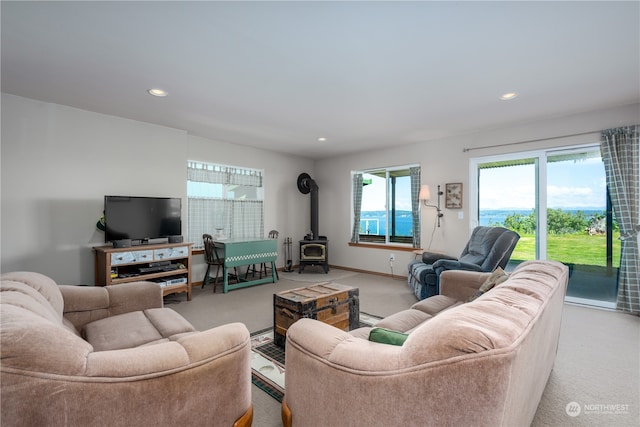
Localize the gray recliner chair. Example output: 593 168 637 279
407 226 520 300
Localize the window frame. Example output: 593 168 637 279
351 164 419 247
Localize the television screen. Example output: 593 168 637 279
104 196 181 243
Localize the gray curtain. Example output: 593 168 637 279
410 167 421 248
600 126 640 315
350 173 363 243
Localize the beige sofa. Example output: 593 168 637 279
282 260 569 427
1 271 253 427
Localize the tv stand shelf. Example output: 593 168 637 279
94 242 192 300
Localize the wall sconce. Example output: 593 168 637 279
419 184 443 227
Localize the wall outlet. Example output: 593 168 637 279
389 253 395 261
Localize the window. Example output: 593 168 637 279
351 165 420 247
187 161 264 248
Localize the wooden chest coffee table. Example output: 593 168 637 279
273 282 360 348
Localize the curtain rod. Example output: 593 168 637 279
462 130 602 153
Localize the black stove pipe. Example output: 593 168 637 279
297 173 319 239
309 180 318 240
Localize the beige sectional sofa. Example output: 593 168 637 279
282 260 569 427
1 272 253 427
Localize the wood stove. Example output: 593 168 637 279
297 173 329 274
299 238 329 273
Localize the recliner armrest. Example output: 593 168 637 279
421 251 457 264
60 282 162 330
432 259 484 272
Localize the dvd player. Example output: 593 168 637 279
138 264 177 274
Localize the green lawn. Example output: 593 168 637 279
511 232 621 267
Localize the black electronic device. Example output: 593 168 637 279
104 196 181 244
112 239 132 248
148 261 171 268
138 263 178 274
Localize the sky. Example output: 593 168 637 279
361 155 607 213
480 157 606 210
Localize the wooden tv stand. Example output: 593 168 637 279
94 242 192 300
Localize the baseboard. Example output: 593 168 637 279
192 265 408 288
326 264 408 281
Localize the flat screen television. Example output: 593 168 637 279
104 196 182 243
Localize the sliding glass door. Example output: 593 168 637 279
477 157 538 261
471 145 619 308
546 150 619 305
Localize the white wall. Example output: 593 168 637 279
315 103 640 276
1 94 313 284
2 93 637 283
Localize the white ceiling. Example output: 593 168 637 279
2 1 639 160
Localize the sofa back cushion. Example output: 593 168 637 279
83 308 196 351
402 260 566 366
1 273 94 375
1 272 64 324
1 303 93 375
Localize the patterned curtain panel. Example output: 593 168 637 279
230 200 264 240
187 162 228 183
187 161 264 248
350 173 363 243
600 126 640 315
188 198 227 246
410 167 421 248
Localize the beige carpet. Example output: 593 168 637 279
279 267 360 283
169 269 640 427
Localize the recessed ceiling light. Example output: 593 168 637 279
499 92 518 101
147 88 168 97
318 137 327 142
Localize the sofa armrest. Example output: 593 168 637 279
286 319 404 371
83 323 251 425
2 322 252 426
60 282 162 330
439 270 491 301
284 318 514 427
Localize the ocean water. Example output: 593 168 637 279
360 209 606 236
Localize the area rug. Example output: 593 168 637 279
250 312 382 402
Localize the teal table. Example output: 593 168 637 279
215 239 278 293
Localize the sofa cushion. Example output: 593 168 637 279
83 308 196 351
368 327 409 346
374 308 432 333
411 295 461 316
348 326 372 339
